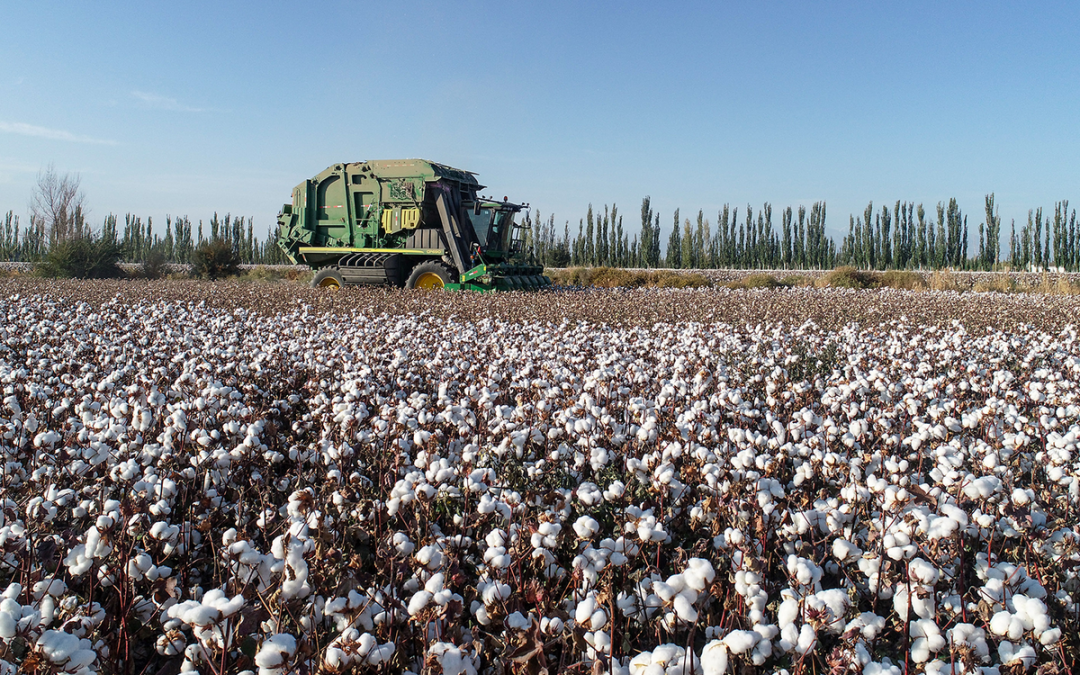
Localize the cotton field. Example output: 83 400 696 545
1 279 1080 675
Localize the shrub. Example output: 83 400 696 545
238 266 315 284
139 247 171 280
817 266 880 289
192 239 241 280
727 273 784 289
36 236 124 279
655 271 711 288
779 274 813 287
880 270 927 290
928 270 964 292
546 266 712 289
973 274 1019 294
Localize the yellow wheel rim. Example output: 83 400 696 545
414 272 445 289
318 276 341 290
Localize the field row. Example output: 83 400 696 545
0 280 1078 674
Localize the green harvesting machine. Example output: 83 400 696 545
276 159 551 291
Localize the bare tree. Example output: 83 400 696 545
30 164 87 245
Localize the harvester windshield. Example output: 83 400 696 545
469 203 521 254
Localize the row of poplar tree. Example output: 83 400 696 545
0 211 289 265
4 194 1078 272
523 194 1080 272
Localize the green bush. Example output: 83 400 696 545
192 239 241 280
880 269 927 290
237 266 314 284
817 266 880 289
653 270 711 288
36 236 124 279
139 247 171 280
727 273 785 289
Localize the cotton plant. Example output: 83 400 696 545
2 282 1080 673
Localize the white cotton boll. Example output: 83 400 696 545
653 582 676 603
483 582 511 605
1040 628 1062 645
673 594 697 623
685 559 715 590
908 558 940 585
998 641 1036 668
415 544 444 570
37 629 84 664
722 630 759 655
0 613 15 640
604 481 626 501
573 516 600 540
425 573 445 594
777 598 799 629
429 642 478 675
575 596 597 625
408 591 432 616
255 633 297 672
962 476 1001 500
1011 488 1032 506
795 624 817 654
832 538 861 561
590 609 608 630
699 640 729 675
504 612 531 630
392 532 415 556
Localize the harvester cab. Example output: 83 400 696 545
276 159 551 292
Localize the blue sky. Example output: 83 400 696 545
2 2 1078 246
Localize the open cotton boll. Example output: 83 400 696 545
831 538 861 561
684 558 715 591
722 629 759 655
997 641 1036 668
255 633 297 673
845 612 887 640
908 558 940 585
408 590 433 616
37 629 95 667
573 515 600 540
962 475 1001 500
427 642 478 675
506 611 531 630
909 619 945 663
673 594 697 622
699 640 729 675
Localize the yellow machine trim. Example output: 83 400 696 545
298 247 444 255
380 206 421 233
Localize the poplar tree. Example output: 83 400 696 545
666 208 681 268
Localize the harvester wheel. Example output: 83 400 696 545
312 268 345 290
406 261 455 290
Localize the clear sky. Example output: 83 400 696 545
2 2 1078 246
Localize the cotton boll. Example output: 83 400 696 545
908 558 940 585
573 515 600 540
684 558 715 591
672 594 697 623
408 591 433 616
722 629 759 655
831 538 861 561
795 624 817 654
255 633 297 672
699 640 728 675
997 641 1036 669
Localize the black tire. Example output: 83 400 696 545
405 260 456 290
312 268 345 289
